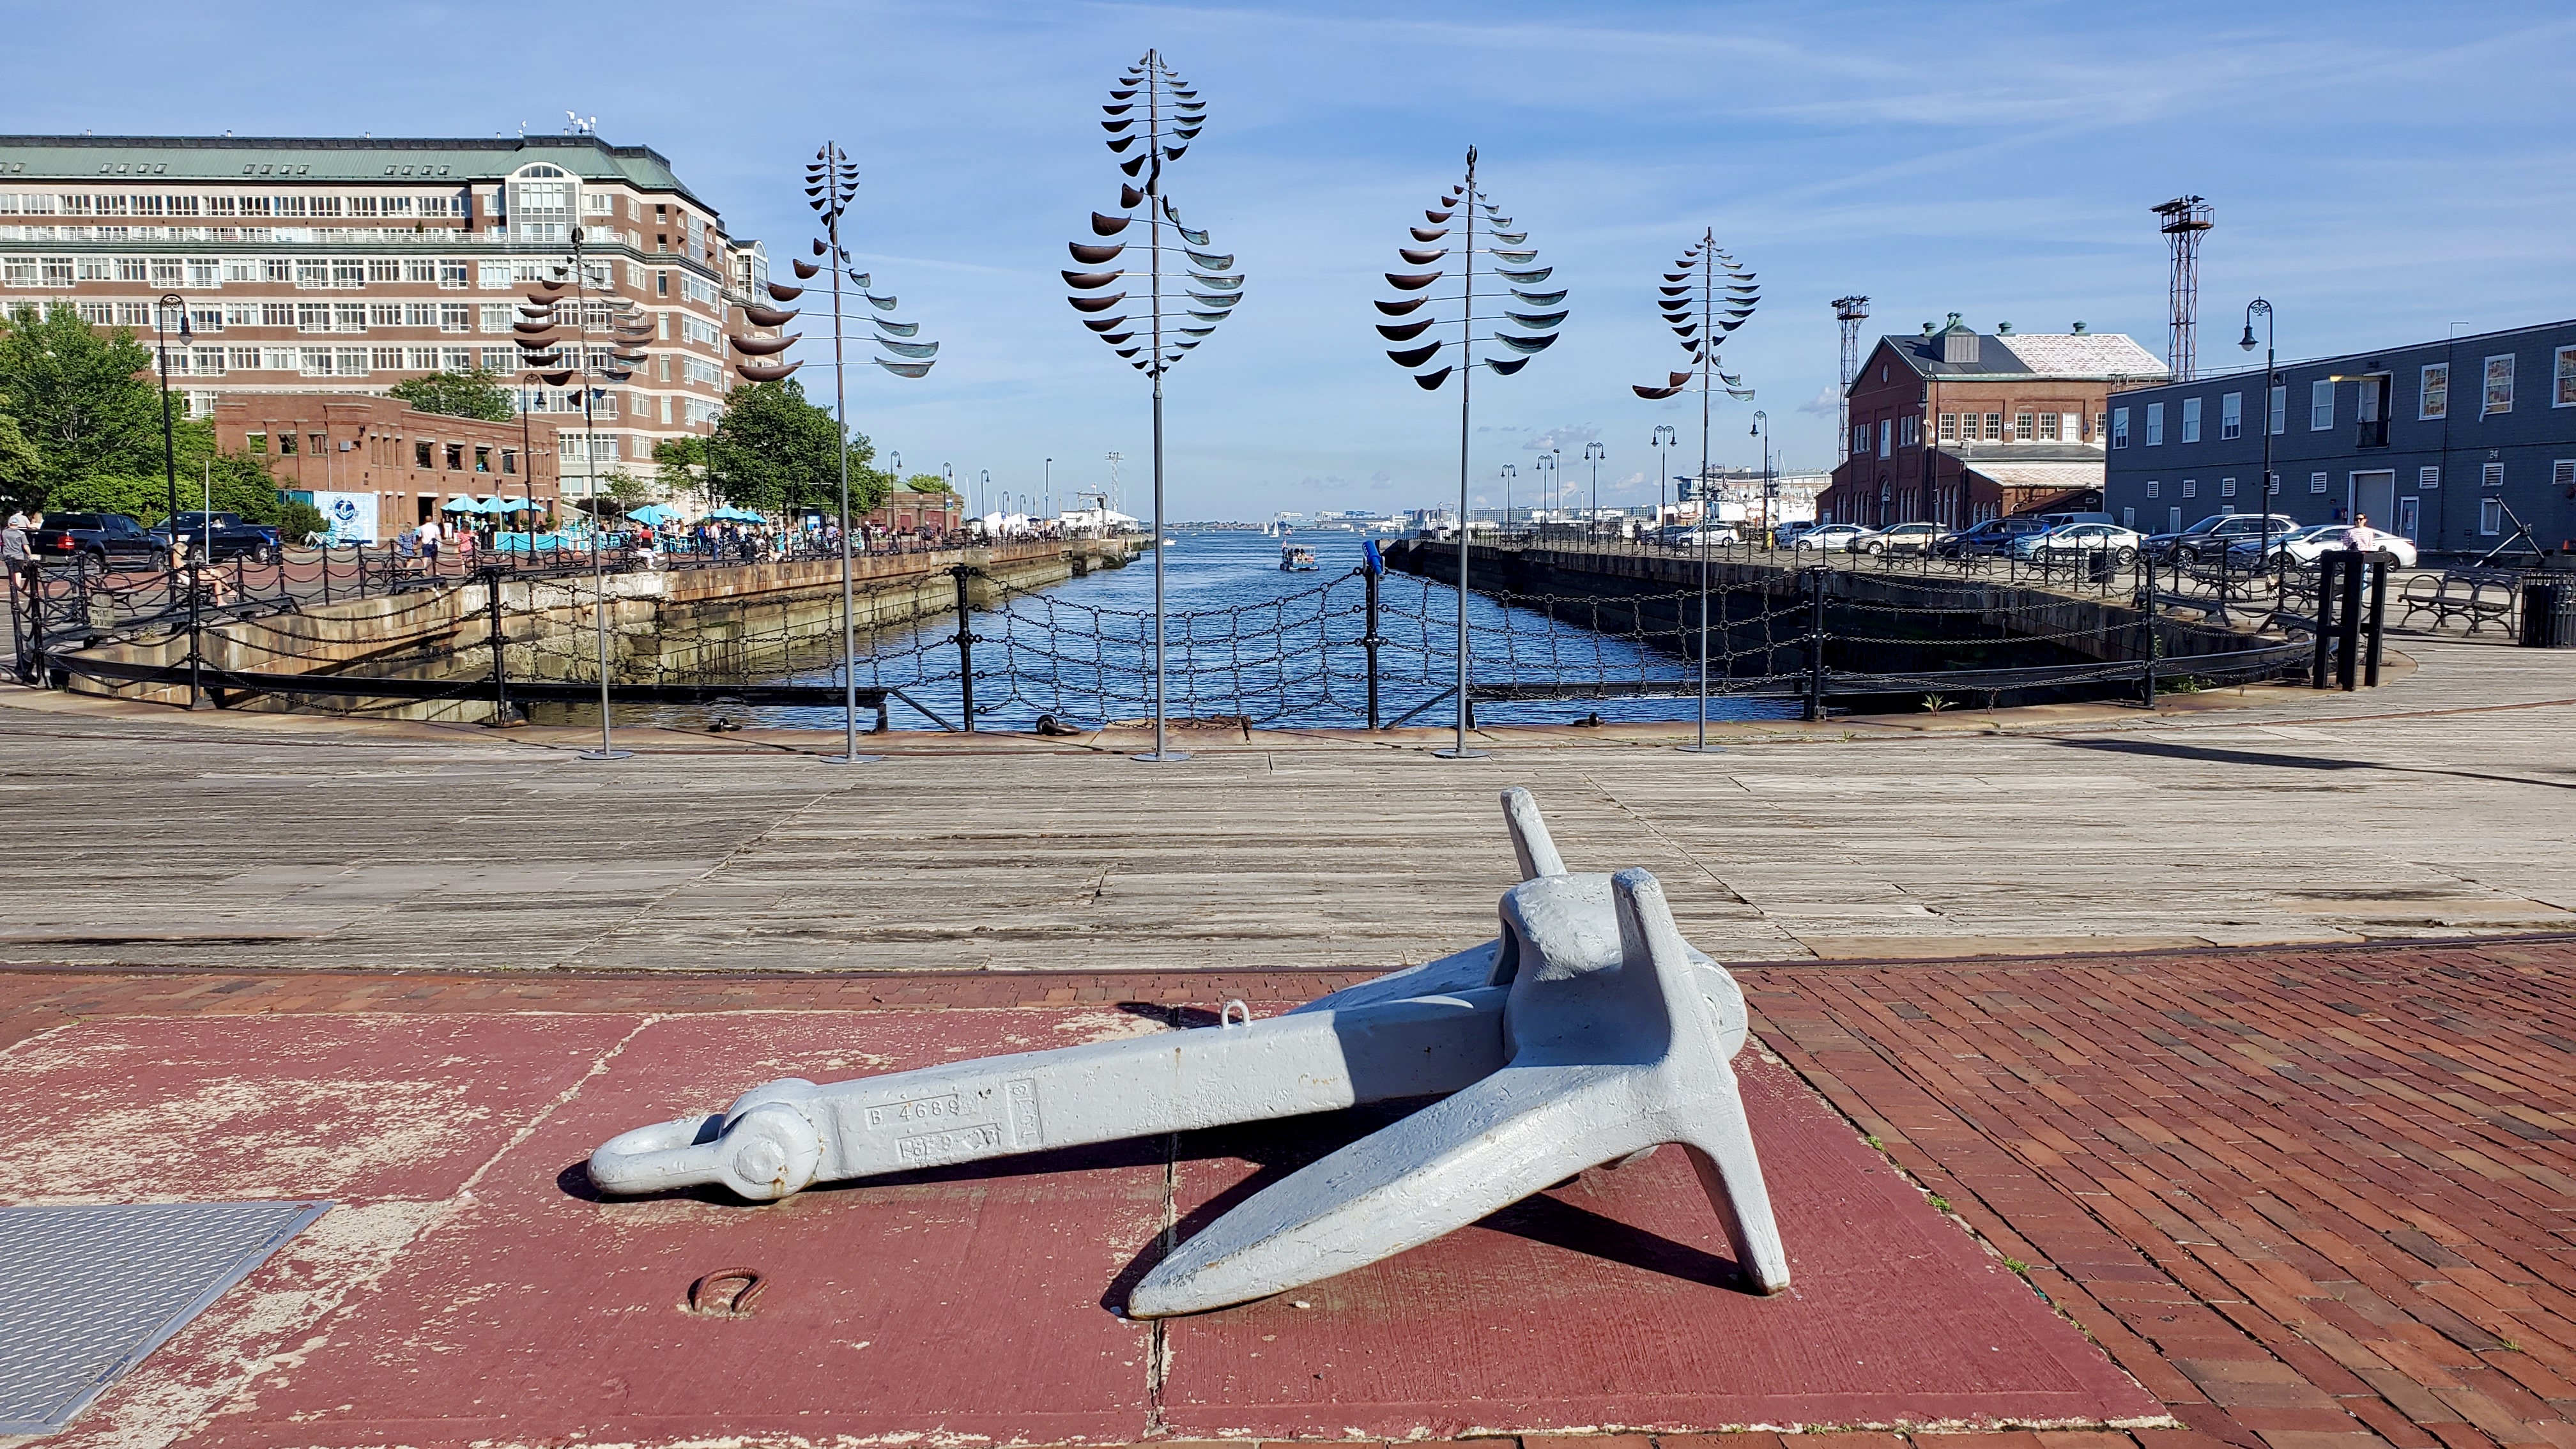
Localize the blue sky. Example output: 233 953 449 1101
11 1 2573 519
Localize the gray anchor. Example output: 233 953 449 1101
586 788 1790 1315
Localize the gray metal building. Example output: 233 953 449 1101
2101 319 2576 561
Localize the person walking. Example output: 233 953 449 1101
3 509 34 588
418 515 443 575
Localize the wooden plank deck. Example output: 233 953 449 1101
0 636 2568 975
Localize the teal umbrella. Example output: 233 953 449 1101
628 503 684 526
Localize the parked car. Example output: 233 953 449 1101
2010 522 2146 564
1790 523 1871 552
2144 512 2301 562
1771 521 1817 548
24 511 166 568
149 511 282 564
2245 523 2419 569
1854 521 1943 556
1936 516 2052 558
2030 510 2118 530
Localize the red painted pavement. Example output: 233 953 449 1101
1157 1053 2158 1438
1 1004 2153 1446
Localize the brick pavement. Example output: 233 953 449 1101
4 936 2571 1449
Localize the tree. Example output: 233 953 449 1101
651 436 705 501
388 369 514 424
0 303 165 496
903 472 954 494
599 469 654 510
704 379 889 518
0 413 40 510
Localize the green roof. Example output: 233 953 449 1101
0 134 710 213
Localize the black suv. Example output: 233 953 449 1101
2145 512 2301 563
1936 516 2051 558
151 512 282 564
27 512 167 568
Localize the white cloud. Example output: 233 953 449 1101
1795 386 1841 417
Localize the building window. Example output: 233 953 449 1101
445 443 464 471
1851 424 1867 456
2121 506 2135 528
1936 412 1957 442
2268 385 2286 435
475 446 492 473
2419 466 2439 490
2012 411 2034 441
438 304 470 333
1900 415 1919 447
2179 397 2200 443
2220 392 2241 440
2421 363 2448 419
2558 460 2576 491
2484 354 2514 414
2309 471 2328 493
2221 477 2238 497
1981 412 2002 441
2483 461 2504 489
479 304 512 334
502 448 518 475
2037 412 2060 441
277 433 298 456
2181 479 2196 499
2309 379 2334 431
1877 419 1891 457
2145 479 2159 498
2111 406 2129 448
656 270 670 298
2556 348 2576 408
413 440 432 468
2145 402 2165 445
245 432 267 453
2480 497 2502 535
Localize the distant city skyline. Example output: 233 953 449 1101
10 0 2572 520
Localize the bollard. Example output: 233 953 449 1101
2365 558 2389 687
1361 564 1383 732
486 568 509 724
2311 551 2340 689
2141 551 2159 708
2336 547 2365 691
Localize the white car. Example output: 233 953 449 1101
2011 522 2145 564
1792 523 1871 552
2270 525 2419 569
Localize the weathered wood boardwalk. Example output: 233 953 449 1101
0 636 2568 974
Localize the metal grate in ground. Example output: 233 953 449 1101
0 1200 328 1433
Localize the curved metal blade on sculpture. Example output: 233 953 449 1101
1671 372 1695 387
743 305 797 326
1188 311 1234 323
737 362 801 382
874 319 921 338
1103 103 1133 115
1192 275 1244 293
1376 296 1428 316
1098 332 1133 345
1489 250 1538 264
791 259 820 279
1070 293 1126 314
1177 225 1209 245
1384 272 1441 291
1377 318 1435 342
865 294 900 311
767 284 804 302
1092 213 1131 237
1425 210 1453 224
1188 292 1241 307
875 359 934 378
1103 118 1136 133
1399 248 1448 265
877 339 939 359
1070 242 1125 264
1495 333 1557 355
1506 310 1568 328
1485 356 1531 376
1121 184 1146 208
1634 383 1684 399
1173 126 1202 140
1065 270 1123 289
1185 250 1234 269
1410 227 1450 243
1512 289 1567 306
1495 268 1551 284
1413 366 1452 390
1491 232 1527 245
1163 147 1186 162
1179 326 1216 339
1120 155 1147 176
1386 341 1443 369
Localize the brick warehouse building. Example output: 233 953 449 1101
211 395 561 542
1818 316 2166 529
0 132 765 510
2101 318 2576 560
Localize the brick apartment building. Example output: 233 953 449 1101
0 131 766 503
213 394 561 542
1818 316 2166 528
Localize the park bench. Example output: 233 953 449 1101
2399 567 2520 636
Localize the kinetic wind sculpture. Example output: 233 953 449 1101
588 788 1790 1317
1062 50 1243 763
727 142 939 763
512 234 654 762
1377 148 1565 759
1630 229 1758 755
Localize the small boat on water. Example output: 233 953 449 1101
1280 543 1317 571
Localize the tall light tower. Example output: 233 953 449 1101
2152 196 2213 381
1832 295 1869 466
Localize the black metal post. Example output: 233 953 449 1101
488 567 509 724
2311 551 2338 689
185 558 202 709
1804 565 1827 723
952 563 977 732
1361 565 1383 732
2142 551 2159 708
2365 557 2389 687
2336 548 2365 691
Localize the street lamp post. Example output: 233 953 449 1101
1549 445 1563 531
1749 410 1771 543
150 294 190 530
1583 440 1605 545
1533 453 1554 537
1499 463 1515 532
2239 298 2276 590
1652 424 1676 548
